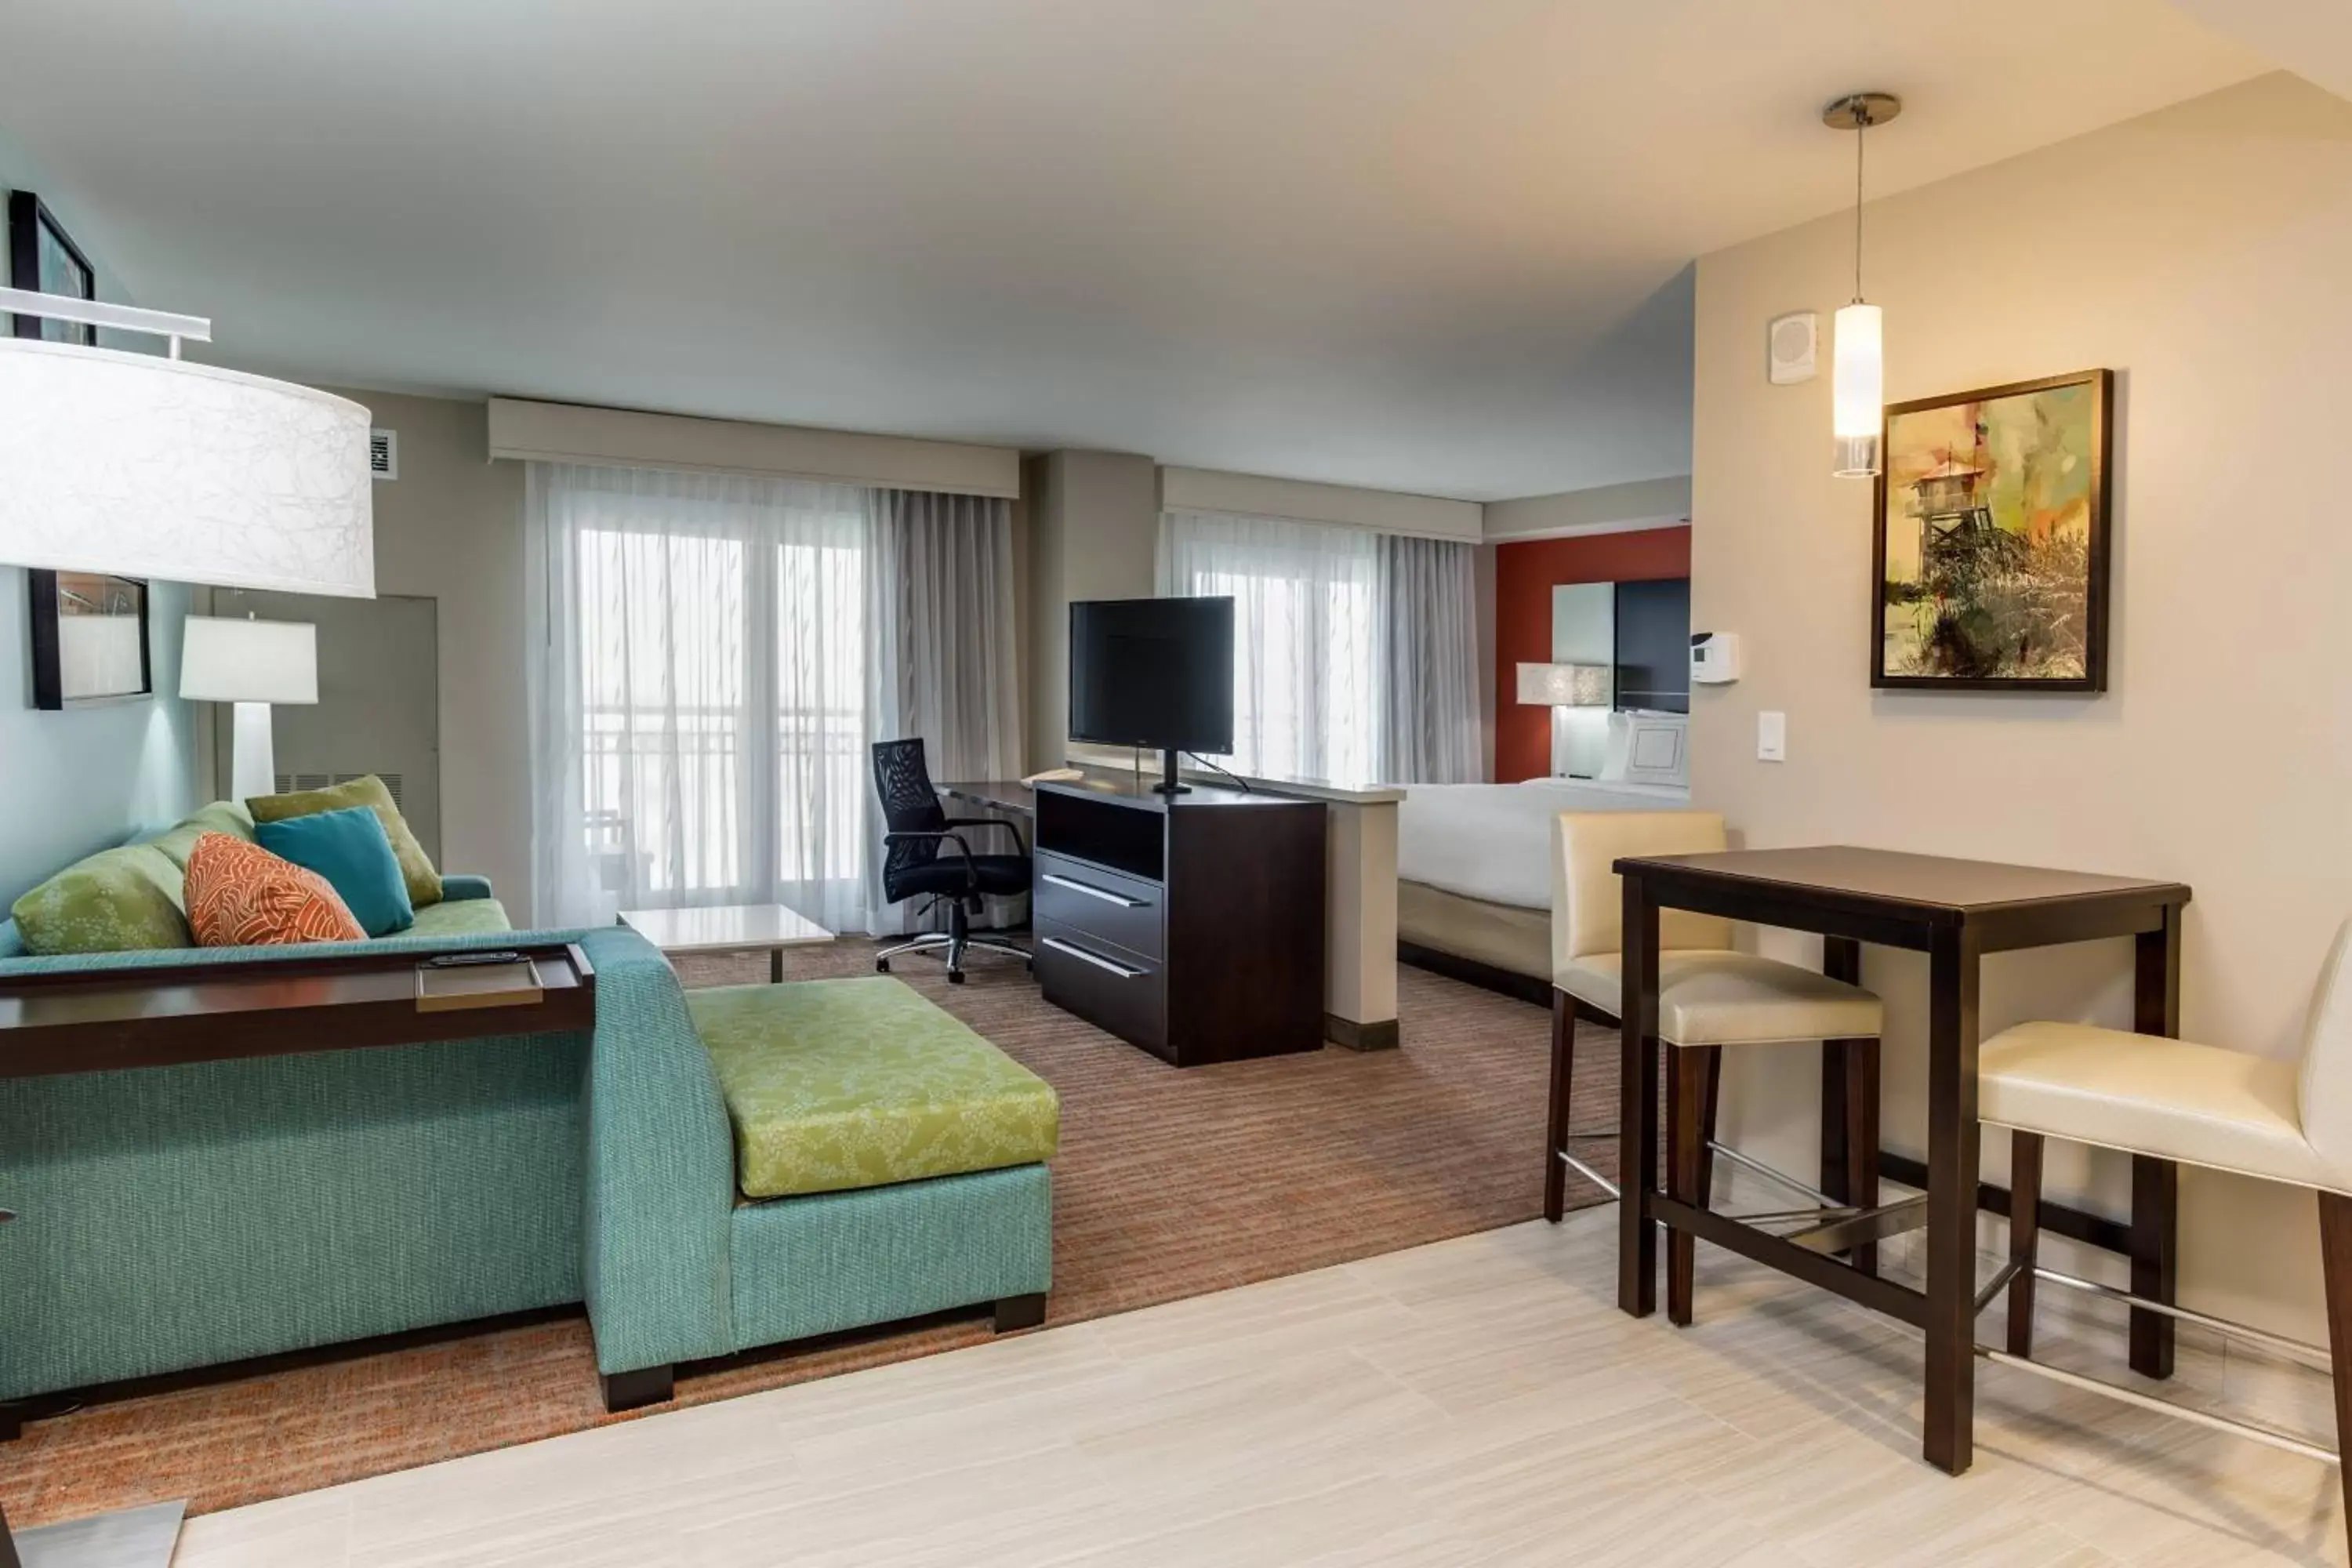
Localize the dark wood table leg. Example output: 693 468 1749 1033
1820 937 1878 1276
1 1497 20 1568
1922 923 1983 1475
1544 990 1573 1222
2131 910 2183 1379
1617 871 1660 1317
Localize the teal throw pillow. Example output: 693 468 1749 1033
255 806 414 938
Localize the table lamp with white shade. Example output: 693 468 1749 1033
180 615 318 799
1518 661 1612 780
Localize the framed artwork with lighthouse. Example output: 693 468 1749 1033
1871 368 2113 692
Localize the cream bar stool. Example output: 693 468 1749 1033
1544 811 1886 1324
1984 919 2352 1523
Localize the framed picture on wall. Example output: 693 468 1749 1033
9 190 96 345
1871 368 2113 693
28 569 153 710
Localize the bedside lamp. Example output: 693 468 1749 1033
1516 662 1610 710
181 616 318 800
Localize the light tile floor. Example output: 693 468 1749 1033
169 1206 2348 1566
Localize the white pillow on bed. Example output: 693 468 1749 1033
1599 711 1688 788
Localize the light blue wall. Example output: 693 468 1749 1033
0 140 206 906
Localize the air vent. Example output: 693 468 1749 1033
369 428 398 481
273 771 403 810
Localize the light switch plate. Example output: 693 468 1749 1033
1757 710 1787 762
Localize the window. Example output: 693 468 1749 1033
1159 511 1383 782
533 465 876 929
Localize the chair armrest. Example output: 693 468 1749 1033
440 873 495 902
884 829 977 875
942 818 1027 853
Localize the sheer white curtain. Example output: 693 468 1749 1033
1156 511 1483 785
525 463 1018 932
1156 510 1381 784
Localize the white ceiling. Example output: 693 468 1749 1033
0 1 2265 501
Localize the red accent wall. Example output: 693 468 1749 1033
1494 526 1691 782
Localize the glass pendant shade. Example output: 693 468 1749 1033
1832 301 1883 477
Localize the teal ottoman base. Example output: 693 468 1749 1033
601 1162 1054 1412
731 1162 1052 1348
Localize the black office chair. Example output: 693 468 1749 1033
871 738 1031 983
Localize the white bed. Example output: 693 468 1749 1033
1396 713 1692 990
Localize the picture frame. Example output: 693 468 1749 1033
1871 368 2114 693
29 570 153 710
9 190 96 346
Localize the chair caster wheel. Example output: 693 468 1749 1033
949 971 967 985
876 959 891 974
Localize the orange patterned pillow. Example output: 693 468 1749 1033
184 832 367 947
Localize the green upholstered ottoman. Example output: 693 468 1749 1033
591 975 1058 1411
690 976 1059 1199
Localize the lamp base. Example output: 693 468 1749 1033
229 702 277 800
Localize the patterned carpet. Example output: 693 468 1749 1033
2 940 1618 1526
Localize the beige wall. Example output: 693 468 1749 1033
1024 450 1160 771
1691 73 2352 1340
327 390 533 914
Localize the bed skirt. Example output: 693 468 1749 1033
1396 881 1551 1003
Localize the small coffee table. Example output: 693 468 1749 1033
618 903 836 983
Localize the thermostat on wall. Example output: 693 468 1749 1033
1691 632 1740 684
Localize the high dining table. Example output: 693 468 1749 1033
1611 845 2190 1475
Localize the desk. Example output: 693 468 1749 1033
938 780 1036 816
1613 846 2190 1476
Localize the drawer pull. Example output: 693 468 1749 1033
1041 873 1147 909
1040 936 1145 979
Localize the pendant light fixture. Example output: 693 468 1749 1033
1824 92 1901 478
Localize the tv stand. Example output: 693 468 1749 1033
1151 748 1189 796
1032 779 1324 1065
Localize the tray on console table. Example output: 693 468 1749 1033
0 941 597 1080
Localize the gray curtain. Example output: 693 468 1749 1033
1377 534 1481 783
866 488 1023 933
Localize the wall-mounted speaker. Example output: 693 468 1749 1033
1767 310 1817 385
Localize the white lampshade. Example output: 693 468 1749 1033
0 338 374 596
1516 662 1610 708
1832 301 1884 477
180 616 318 705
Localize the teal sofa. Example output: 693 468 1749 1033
0 828 1054 1421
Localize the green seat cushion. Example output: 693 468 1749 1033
689 977 1060 1200
9 844 191 954
403 896 514 939
148 801 257 869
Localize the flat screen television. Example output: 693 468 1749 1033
1069 596 1235 794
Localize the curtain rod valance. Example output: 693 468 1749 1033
1158 466 1482 543
487 397 1021 499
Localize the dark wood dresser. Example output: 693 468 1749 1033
1031 779 1327 1065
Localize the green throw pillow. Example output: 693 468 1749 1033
148 800 257 869
247 775 442 909
9 843 193 954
